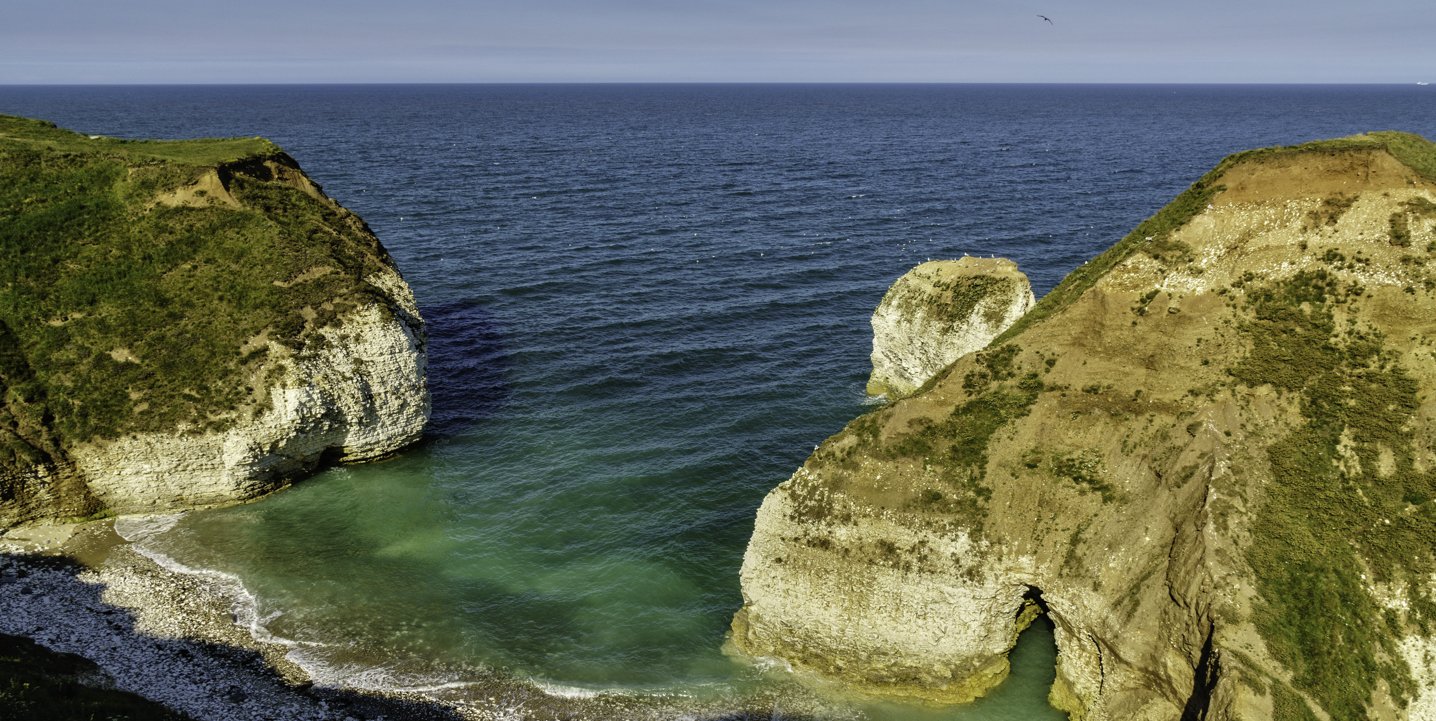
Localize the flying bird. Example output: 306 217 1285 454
1037 14 1053 24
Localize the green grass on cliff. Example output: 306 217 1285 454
1234 273 1436 719
872 346 1044 526
0 116 394 478
0 115 277 165
894 274 1014 329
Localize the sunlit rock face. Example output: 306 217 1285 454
866 257 1034 398
733 133 1436 721
0 116 429 524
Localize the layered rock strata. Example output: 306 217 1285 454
866 257 1035 397
0 116 428 524
733 133 1436 720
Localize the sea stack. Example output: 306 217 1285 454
0 116 429 525
866 257 1035 398
732 132 1436 720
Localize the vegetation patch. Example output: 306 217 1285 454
1304 193 1357 230
889 273 1015 330
1045 449 1117 502
1270 683 1321 721
1390 212 1413 247
1236 273 1434 718
879 345 1043 526
1132 288 1161 316
1141 237 1194 265
1388 196 1436 248
0 116 396 477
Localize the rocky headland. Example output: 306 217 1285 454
0 115 429 525
0 116 432 717
732 132 1436 720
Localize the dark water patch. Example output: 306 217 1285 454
421 299 514 439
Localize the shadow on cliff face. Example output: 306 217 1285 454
421 299 513 440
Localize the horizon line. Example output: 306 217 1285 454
1 80 1432 88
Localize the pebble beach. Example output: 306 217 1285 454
0 519 836 721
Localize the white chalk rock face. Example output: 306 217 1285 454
0 120 432 525
731 468 1035 704
73 268 428 513
867 258 1035 397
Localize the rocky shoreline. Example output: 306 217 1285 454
0 519 847 721
0 521 479 721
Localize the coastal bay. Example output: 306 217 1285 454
3 85 1436 719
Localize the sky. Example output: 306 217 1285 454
4 0 1433 84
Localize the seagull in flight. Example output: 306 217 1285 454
1037 14 1054 24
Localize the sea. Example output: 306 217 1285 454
3 84 1434 719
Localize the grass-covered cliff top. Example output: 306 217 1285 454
0 115 281 164
992 130 1436 347
792 131 1436 719
0 115 398 477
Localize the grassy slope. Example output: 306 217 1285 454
0 116 393 481
827 131 1436 718
1232 270 1435 718
1018 131 1436 719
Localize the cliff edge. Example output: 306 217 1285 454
733 132 1436 720
0 116 429 525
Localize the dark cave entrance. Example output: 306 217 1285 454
1021 586 1051 620
983 586 1065 719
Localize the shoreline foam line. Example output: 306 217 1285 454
0 521 844 719
123 518 737 702
124 522 494 694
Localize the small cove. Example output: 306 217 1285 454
3 83 1435 718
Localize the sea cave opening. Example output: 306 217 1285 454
859 585 1067 720
919 586 1068 719
1019 585 1050 625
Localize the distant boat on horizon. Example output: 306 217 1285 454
1419 81 1430 86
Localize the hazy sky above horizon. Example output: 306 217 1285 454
5 0 1432 84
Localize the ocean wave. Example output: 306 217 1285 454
127 541 314 653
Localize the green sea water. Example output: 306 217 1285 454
139 432 1065 719
141 469 1065 719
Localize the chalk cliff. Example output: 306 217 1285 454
733 133 1436 720
0 116 428 524
867 257 1034 398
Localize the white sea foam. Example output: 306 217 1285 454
288 656 483 692
751 655 795 674
112 513 185 542
126 540 328 658
121 543 487 697
124 540 499 704
534 681 606 699
125 535 648 705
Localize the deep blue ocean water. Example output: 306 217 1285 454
3 84 1434 718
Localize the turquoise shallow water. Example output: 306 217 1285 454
5 83 1436 718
